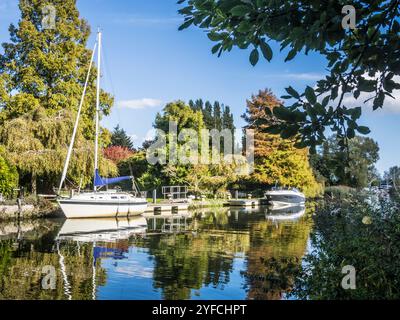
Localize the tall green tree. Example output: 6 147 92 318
0 0 113 136
111 125 134 150
0 0 115 193
178 0 400 150
213 101 222 130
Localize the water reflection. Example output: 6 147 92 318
0 205 314 300
266 205 306 221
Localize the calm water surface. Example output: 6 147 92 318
0 205 313 300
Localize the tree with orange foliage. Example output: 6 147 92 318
103 146 133 164
242 89 323 197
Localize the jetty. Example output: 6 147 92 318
227 198 269 207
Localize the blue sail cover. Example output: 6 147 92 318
94 169 132 187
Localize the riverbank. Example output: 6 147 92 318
0 198 61 222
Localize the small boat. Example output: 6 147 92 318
57 30 147 218
264 187 305 207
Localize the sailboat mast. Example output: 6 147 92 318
58 42 97 194
94 30 102 192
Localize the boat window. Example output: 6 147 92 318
111 196 118 199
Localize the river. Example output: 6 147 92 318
0 205 313 300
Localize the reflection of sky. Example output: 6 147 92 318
97 247 162 300
96 246 248 300
190 258 247 300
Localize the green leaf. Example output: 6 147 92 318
178 19 194 31
285 48 297 62
207 32 221 41
273 106 293 121
249 48 259 66
281 125 299 139
237 21 252 33
211 43 222 54
356 126 371 135
314 103 325 115
260 41 272 61
321 95 330 107
373 92 385 110
346 128 355 139
305 86 317 104
230 5 250 17
264 125 281 134
285 86 300 99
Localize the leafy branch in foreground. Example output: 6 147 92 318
177 0 400 150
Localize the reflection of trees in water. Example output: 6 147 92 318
133 228 249 300
0 220 106 300
0 206 314 300
244 207 314 300
133 207 312 300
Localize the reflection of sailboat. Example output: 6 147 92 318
265 205 306 221
56 217 147 242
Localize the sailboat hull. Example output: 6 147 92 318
58 195 148 219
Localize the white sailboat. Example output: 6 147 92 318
57 30 148 219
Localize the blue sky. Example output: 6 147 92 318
0 0 399 174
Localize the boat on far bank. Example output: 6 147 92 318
264 188 306 207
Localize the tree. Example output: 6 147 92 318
203 101 214 129
0 0 115 193
0 108 117 193
222 105 235 133
311 135 380 188
242 89 322 197
384 166 400 191
0 0 113 136
213 101 222 130
0 147 18 197
178 0 400 150
103 146 133 164
149 100 238 195
110 125 134 150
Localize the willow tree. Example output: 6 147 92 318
0 108 116 193
242 89 323 197
0 147 18 197
0 0 114 193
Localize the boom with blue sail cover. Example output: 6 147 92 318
94 169 133 187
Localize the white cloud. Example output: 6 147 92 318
117 98 163 110
338 76 400 114
282 72 325 81
313 75 400 115
112 16 181 26
128 134 139 142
